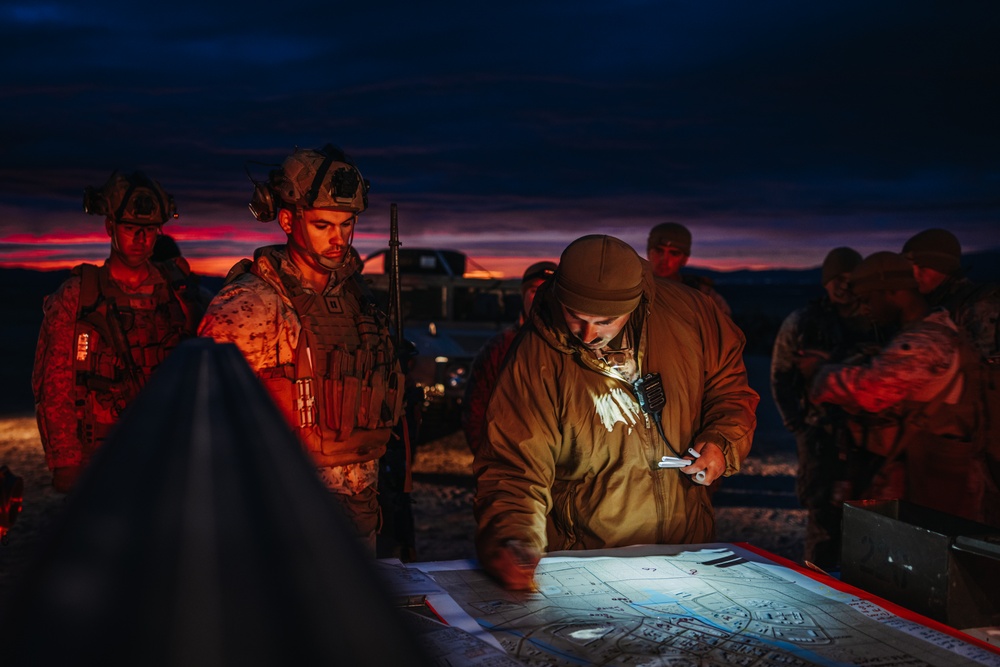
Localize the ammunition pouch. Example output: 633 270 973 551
70 263 194 458
261 355 405 461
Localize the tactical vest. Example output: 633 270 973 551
896 320 1000 527
249 264 404 465
72 262 195 458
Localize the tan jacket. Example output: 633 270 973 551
474 269 758 557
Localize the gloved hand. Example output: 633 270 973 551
481 539 541 591
51 466 81 493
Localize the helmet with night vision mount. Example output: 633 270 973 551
83 170 178 225
248 144 370 222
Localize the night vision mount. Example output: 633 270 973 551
83 170 177 224
246 144 369 223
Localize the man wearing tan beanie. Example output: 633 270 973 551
804 251 998 528
474 235 758 591
902 228 1000 362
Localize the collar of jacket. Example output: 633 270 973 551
529 270 652 375
251 244 363 297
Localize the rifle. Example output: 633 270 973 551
388 203 403 351
106 302 146 407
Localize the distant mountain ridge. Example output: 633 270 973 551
2 249 998 414
687 248 1000 286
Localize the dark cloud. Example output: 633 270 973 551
1 0 998 274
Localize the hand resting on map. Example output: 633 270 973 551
481 539 541 591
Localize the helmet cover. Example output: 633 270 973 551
270 144 368 213
84 170 177 225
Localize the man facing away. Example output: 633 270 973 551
33 170 203 492
198 144 404 554
462 260 557 455
647 221 731 317
770 247 884 569
474 235 758 590
805 251 999 526
902 228 1000 363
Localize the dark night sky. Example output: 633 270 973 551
1 1 998 277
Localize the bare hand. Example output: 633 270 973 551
482 539 541 591
682 442 725 486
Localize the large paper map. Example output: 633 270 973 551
417 545 1000 666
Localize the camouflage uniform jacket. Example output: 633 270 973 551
810 309 998 524
925 275 1000 362
461 325 519 456
32 259 200 471
810 309 959 416
474 269 758 558
198 245 403 495
770 296 879 433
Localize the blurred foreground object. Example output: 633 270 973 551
0 465 23 545
0 338 433 667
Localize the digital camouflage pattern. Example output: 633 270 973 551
925 275 1000 362
770 295 882 567
32 260 198 471
810 310 958 415
811 309 999 525
198 245 402 497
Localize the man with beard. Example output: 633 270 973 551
33 170 202 492
198 145 404 554
770 247 883 569
474 235 758 591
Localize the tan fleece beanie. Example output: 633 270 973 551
554 235 643 317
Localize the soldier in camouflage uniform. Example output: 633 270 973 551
32 171 203 492
805 252 999 526
903 228 1000 363
462 260 556 456
647 222 731 317
198 144 404 554
770 247 883 569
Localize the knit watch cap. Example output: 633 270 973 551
850 251 918 295
902 228 962 275
521 260 557 286
555 235 643 317
821 247 863 286
647 222 692 255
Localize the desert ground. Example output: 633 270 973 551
0 360 804 605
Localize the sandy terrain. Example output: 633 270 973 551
0 414 803 605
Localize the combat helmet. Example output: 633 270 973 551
249 144 369 222
83 170 178 225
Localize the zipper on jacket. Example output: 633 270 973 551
651 468 666 544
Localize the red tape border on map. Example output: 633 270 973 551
734 541 1000 656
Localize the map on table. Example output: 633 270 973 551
417 545 1000 667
